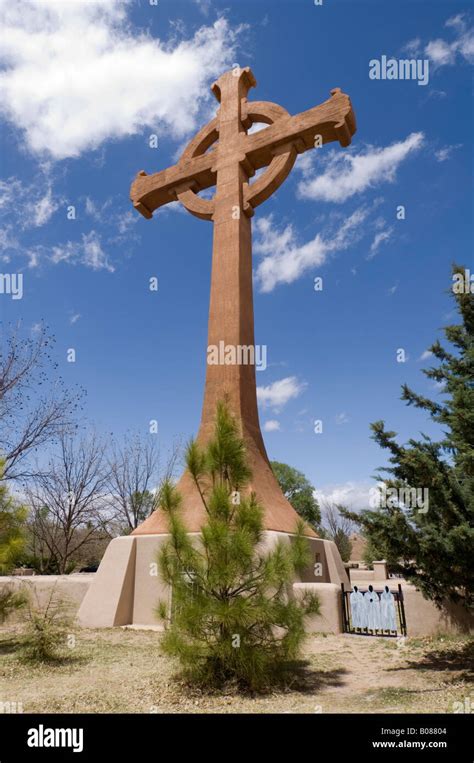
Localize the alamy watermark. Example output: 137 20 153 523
369 484 429 514
369 55 429 86
27 725 83 753
452 696 474 714
452 269 474 294
0 701 23 713
0 273 23 300
207 342 267 371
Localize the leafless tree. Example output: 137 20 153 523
107 433 181 533
321 501 354 563
0 322 81 481
322 501 353 537
26 432 110 574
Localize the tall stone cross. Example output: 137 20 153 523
130 67 356 537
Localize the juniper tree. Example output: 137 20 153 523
345 265 474 608
157 402 319 691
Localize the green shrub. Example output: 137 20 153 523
0 586 26 624
19 584 74 663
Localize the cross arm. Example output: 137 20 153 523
130 87 356 220
242 88 356 172
130 150 217 219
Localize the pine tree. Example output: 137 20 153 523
157 402 319 691
346 265 474 608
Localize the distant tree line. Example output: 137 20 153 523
0 321 180 575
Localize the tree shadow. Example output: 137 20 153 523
388 640 474 682
19 653 89 668
171 660 348 698
274 660 348 695
0 635 90 667
0 635 22 655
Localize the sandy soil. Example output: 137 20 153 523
0 626 471 714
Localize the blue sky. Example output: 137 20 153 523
0 0 472 508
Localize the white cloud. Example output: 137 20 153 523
446 13 467 32
0 176 60 229
403 37 422 57
51 231 114 272
82 231 113 272
0 225 17 255
419 349 433 361
0 2 241 159
426 38 456 66
297 133 424 203
335 412 349 425
0 181 136 273
70 313 81 325
0 175 63 265
84 195 138 238
368 227 394 259
194 0 212 16
254 207 369 292
257 376 306 412
315 481 374 512
435 144 462 162
26 249 40 269
31 186 58 226
424 14 474 68
117 210 137 235
263 419 281 432
85 197 102 220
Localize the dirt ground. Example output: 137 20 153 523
0 626 472 714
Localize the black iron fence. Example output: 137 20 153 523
341 583 407 637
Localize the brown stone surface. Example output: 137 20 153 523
130 68 356 537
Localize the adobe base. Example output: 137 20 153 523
77 531 350 628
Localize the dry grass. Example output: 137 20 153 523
0 625 472 714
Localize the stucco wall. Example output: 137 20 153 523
0 574 93 620
293 583 343 634
2 572 472 637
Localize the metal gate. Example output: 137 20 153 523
341 583 407 637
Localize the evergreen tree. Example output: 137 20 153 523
271 461 321 528
0 459 27 621
157 402 319 691
0 459 27 574
346 265 474 608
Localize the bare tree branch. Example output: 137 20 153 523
26 432 110 574
107 433 181 532
0 322 82 481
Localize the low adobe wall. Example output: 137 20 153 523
293 583 343 634
1 572 472 638
0 574 93 620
